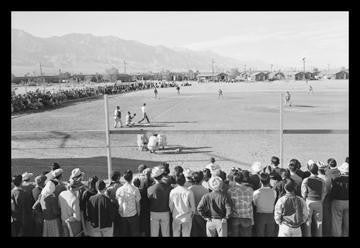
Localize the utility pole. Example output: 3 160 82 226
211 59 215 78
302 57 306 82
123 60 127 74
270 64 273 72
39 63 43 76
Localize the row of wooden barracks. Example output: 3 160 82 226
12 69 349 84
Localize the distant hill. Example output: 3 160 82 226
11 29 270 76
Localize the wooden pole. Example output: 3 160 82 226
280 93 284 168
104 94 112 183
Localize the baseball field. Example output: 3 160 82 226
11 80 349 180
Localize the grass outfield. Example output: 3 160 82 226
12 80 349 180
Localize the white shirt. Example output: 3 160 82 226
253 186 277 213
141 106 146 114
147 136 158 148
116 182 141 217
169 186 196 223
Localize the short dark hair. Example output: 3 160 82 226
160 162 170 175
284 179 296 193
234 172 243 184
202 168 211 181
271 156 280 166
111 171 121 182
241 170 250 183
123 170 133 182
12 175 22 187
288 160 297 172
88 176 98 191
308 163 318 175
259 173 270 185
345 157 349 164
192 171 204 184
52 162 60 171
289 159 301 169
328 158 337 168
175 173 186 186
210 157 216 163
174 166 184 175
133 178 141 188
96 180 106 191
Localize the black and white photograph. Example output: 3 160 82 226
11 11 349 237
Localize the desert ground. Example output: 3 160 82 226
11 79 349 180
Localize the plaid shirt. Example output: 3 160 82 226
227 183 254 224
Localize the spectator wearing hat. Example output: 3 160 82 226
32 174 47 236
58 178 83 237
330 162 349 237
80 176 98 236
45 162 61 183
11 175 27 236
205 157 221 174
326 158 341 183
274 180 309 237
134 167 152 236
317 161 332 236
39 181 61 237
253 173 277 237
227 172 254 237
169 173 196 237
147 166 172 237
116 170 141 236
105 171 122 236
50 169 67 198
198 176 231 237
288 160 302 196
21 172 35 193
202 168 212 192
88 180 116 237
301 163 326 237
188 171 208 237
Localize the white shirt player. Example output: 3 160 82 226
141 106 146 115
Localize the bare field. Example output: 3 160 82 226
11 80 349 179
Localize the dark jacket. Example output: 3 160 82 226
80 189 97 221
40 195 60 220
87 193 115 229
302 176 324 201
147 182 172 212
330 175 349 200
197 191 232 219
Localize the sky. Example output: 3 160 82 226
12 11 349 69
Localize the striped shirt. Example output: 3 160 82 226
227 183 254 224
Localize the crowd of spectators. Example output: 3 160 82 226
11 81 179 113
11 156 349 237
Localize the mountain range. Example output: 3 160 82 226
11 29 270 76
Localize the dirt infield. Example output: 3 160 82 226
12 80 348 179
